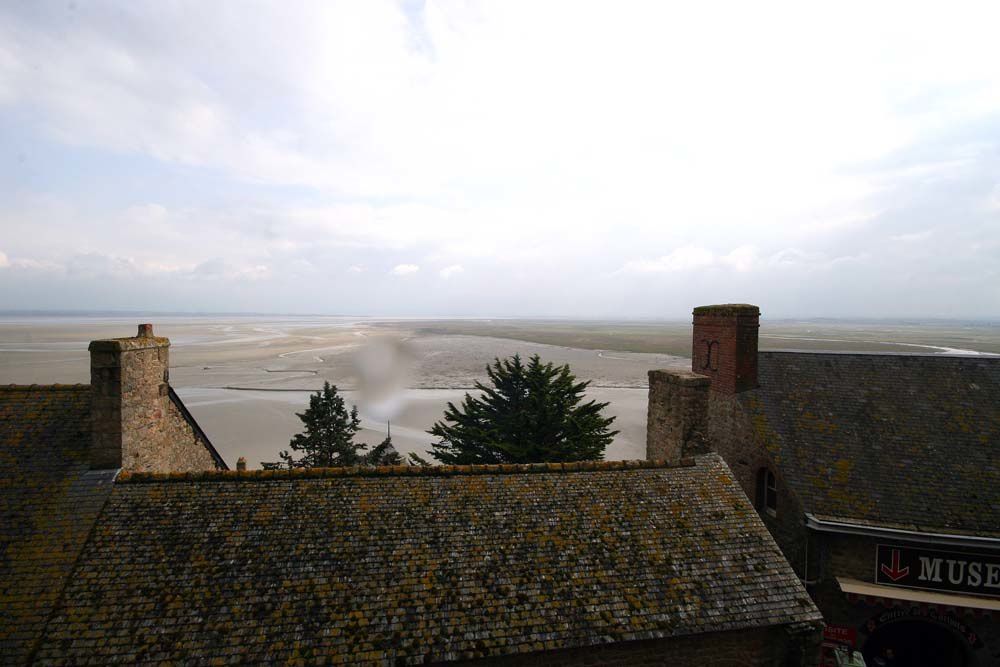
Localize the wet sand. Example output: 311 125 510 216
177 386 650 469
0 316 680 468
3 315 998 469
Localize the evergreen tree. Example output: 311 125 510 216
363 436 403 466
427 354 617 464
261 382 399 468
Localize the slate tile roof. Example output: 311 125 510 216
745 352 1000 536
35 454 819 665
0 386 116 665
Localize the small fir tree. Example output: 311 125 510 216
363 435 403 466
261 382 399 469
427 354 617 464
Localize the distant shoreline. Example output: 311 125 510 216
1 311 998 325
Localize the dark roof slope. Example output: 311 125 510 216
0 386 116 665
37 455 819 665
747 352 1000 536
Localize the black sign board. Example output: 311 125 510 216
861 607 983 649
874 544 1000 598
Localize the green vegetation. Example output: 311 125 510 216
389 319 1000 356
405 320 693 355
426 354 618 464
261 381 401 469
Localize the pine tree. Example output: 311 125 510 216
427 354 618 464
363 436 403 466
261 382 399 468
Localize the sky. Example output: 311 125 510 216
0 1 998 318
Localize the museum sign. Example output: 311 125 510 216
874 544 1000 598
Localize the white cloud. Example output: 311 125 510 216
621 245 758 274
988 184 1000 211
0 250 8 268
0 2 999 316
389 263 420 276
620 244 877 278
800 212 878 235
891 230 933 242
9 257 63 272
439 264 464 279
3 0 998 202
768 248 823 266
721 246 758 272
622 246 716 273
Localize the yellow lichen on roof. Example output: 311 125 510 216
35 454 820 664
117 457 695 483
743 352 1000 536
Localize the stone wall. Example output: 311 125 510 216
706 391 814 581
155 390 219 472
459 624 821 666
701 388 999 664
645 369 710 461
90 325 222 472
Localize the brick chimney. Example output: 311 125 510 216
89 324 171 470
691 304 760 394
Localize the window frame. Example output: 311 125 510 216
764 469 777 517
756 467 778 518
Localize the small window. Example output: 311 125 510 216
755 468 777 517
702 339 720 371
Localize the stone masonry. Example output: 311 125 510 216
89 324 220 472
647 303 1000 665
645 369 710 462
705 391 817 582
646 305 810 578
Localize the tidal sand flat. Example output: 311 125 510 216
2 314 998 468
0 316 682 467
176 386 651 470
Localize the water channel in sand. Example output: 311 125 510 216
0 316 683 468
5 314 997 468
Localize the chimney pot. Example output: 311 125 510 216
138 323 154 337
236 456 247 472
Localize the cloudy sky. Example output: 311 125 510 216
1 1 998 318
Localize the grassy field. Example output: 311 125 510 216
387 319 1000 356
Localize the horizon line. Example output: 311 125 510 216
0 309 998 324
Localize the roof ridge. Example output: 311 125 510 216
761 349 1000 359
118 457 698 483
0 383 90 391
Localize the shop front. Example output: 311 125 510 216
814 538 1000 667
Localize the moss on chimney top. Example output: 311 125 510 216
692 304 760 317
88 323 169 351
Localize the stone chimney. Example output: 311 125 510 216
645 303 761 462
89 324 171 470
646 369 710 462
691 304 760 394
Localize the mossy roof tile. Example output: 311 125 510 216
744 352 1000 536
0 385 116 664
36 454 818 664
